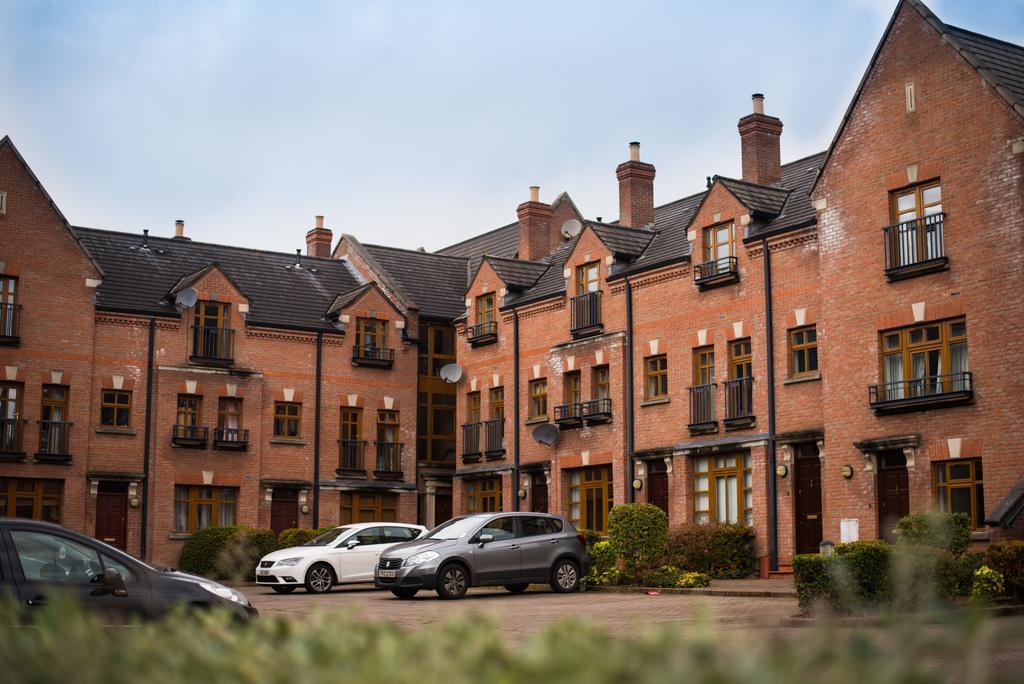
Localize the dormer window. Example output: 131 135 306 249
468 294 498 347
576 262 600 294
191 301 234 366
352 318 395 368
570 262 603 338
695 222 740 289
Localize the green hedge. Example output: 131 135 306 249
792 554 834 613
664 523 757 579
179 526 278 582
895 512 971 556
985 540 1024 598
607 504 668 583
834 540 893 605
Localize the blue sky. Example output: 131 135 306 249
1 0 1021 253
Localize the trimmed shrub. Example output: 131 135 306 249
179 526 278 581
178 526 245 578
971 566 1005 604
583 540 618 587
985 540 1024 598
640 565 684 588
891 546 959 611
665 523 757 579
895 512 971 556
792 554 834 613
676 572 711 589
277 527 333 549
835 541 893 605
607 504 668 583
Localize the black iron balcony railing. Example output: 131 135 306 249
37 421 72 460
724 377 755 428
352 345 395 368
337 439 367 475
581 398 612 423
462 423 482 461
883 213 947 280
466 321 498 347
483 419 504 457
554 402 583 426
0 418 27 457
693 256 739 289
375 442 403 477
171 424 208 447
688 383 717 433
190 326 235 365
570 291 603 337
0 303 22 345
868 372 973 414
213 427 249 450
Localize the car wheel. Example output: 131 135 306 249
436 563 469 599
550 559 580 593
503 583 529 594
271 586 297 594
390 588 419 599
304 563 335 594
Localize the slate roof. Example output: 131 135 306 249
73 227 364 332
985 475 1024 528
748 151 827 238
436 222 519 261
325 283 374 317
715 177 791 216
503 237 578 308
590 223 656 258
361 244 470 320
483 256 549 291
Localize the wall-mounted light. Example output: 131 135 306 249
775 465 788 478
300 504 310 515
517 489 527 500
632 479 643 491
128 497 140 508
840 465 854 479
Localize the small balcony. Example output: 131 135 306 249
461 422 482 463
352 345 395 369
883 213 947 281
466 321 498 347
0 419 27 461
212 427 249 451
0 303 22 346
190 326 235 367
723 377 755 429
171 424 208 448
483 418 505 458
580 398 612 424
688 384 717 434
868 372 973 414
570 291 603 338
336 439 367 477
554 402 583 428
36 421 72 463
693 256 739 290
374 442 403 479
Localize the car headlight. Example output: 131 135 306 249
405 551 439 567
275 557 303 567
199 581 248 605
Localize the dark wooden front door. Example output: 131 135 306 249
648 465 669 517
794 447 823 554
531 472 548 513
877 451 909 543
270 489 299 536
434 494 452 525
95 482 128 549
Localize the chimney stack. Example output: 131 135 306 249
305 214 333 258
517 186 553 262
615 142 656 228
738 93 783 185
174 219 185 239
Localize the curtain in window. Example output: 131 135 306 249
885 354 904 400
950 341 968 391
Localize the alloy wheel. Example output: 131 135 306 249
307 565 333 593
556 562 577 591
441 566 467 597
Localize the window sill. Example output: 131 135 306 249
168 532 191 540
783 372 821 386
970 530 991 542
640 398 671 407
270 438 307 446
95 426 138 435
525 417 549 425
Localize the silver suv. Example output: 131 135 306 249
374 512 589 599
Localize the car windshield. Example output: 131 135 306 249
423 517 485 541
303 527 354 546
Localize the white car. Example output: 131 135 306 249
256 522 426 594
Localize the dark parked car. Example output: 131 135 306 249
0 518 257 622
374 512 589 599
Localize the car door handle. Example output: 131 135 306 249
509 545 520 550
26 596 46 607
548 539 559 544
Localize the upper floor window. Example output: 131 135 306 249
885 181 945 276
467 392 481 424
693 346 715 385
703 222 734 264
0 275 18 340
788 326 818 378
892 181 941 225
176 395 202 426
880 318 967 398
476 294 495 325
593 366 610 400
340 407 362 441
217 398 242 434
100 390 131 427
356 318 387 350
729 339 752 379
196 301 229 329
377 409 399 443
564 371 582 405
274 401 301 437
489 387 504 421
645 356 668 400
576 262 600 295
528 379 547 420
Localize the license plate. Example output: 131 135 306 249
257 570 270 576
378 569 397 578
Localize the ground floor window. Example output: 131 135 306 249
693 453 752 525
568 465 613 535
173 485 237 532
0 478 61 522
935 459 985 529
341 492 398 524
466 478 502 514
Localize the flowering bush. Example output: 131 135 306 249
677 572 712 589
970 566 1005 604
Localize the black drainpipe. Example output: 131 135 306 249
140 317 156 561
313 331 323 528
625 278 635 503
512 309 521 512
763 238 779 573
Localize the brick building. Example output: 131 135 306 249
1 0 1022 572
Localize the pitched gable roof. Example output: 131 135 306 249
325 283 374 317
481 256 549 291
715 177 791 217
361 243 469 320
167 262 250 301
589 223 656 259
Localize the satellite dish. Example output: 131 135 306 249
532 423 559 446
439 363 464 384
560 219 582 239
174 287 198 312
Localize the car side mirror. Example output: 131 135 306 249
346 539 361 549
91 567 127 598
477 533 494 546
